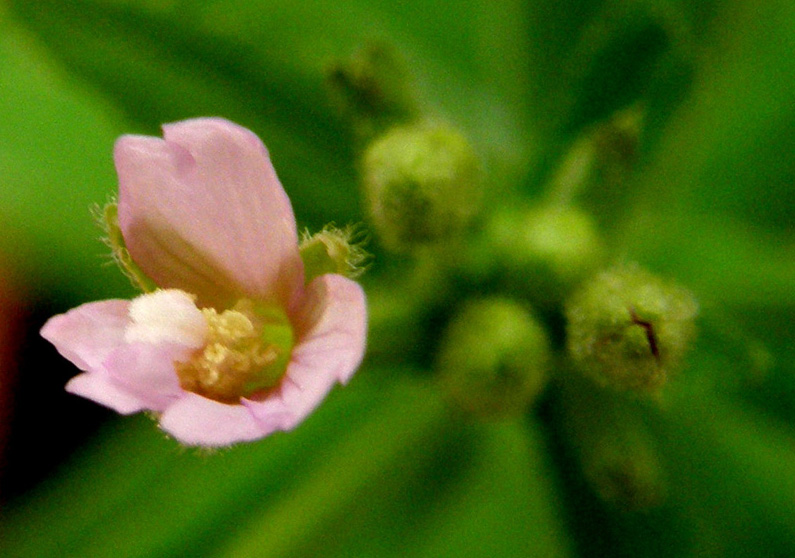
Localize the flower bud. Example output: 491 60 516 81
436 298 550 417
362 122 482 252
559 374 666 509
591 103 643 186
545 104 644 217
299 225 369 284
565 264 698 393
486 204 604 309
327 43 418 141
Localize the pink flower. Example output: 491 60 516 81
41 118 367 447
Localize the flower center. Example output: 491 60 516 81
176 300 294 403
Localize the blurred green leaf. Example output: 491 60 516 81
0 374 411 557
408 420 573 558
6 0 535 227
656 388 795 557
6 0 360 228
0 16 130 299
0 373 572 558
626 212 795 309
610 0 795 308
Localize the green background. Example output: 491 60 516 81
0 0 794 556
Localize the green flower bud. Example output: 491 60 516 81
362 122 482 252
591 103 644 186
565 264 698 393
436 298 550 417
559 374 666 509
486 204 604 308
545 104 644 215
299 225 369 284
581 104 645 225
327 43 418 142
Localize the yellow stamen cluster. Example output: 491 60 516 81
176 304 290 403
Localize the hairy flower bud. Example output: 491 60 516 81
559 374 666 509
327 43 418 141
565 264 698 393
436 298 550 417
486 204 604 308
362 122 482 251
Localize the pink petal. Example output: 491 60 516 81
158 393 267 446
42 299 200 415
65 373 149 415
40 300 130 373
246 274 367 432
115 118 303 308
293 274 368 384
103 343 190 412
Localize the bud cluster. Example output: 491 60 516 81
331 45 699 509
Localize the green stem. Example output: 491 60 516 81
544 136 597 208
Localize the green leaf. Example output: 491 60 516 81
623 212 795 309
0 16 130 299
0 372 575 558
0 374 417 557
654 391 795 557
611 0 795 307
6 0 535 227
408 420 573 558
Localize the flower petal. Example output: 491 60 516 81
65 373 148 415
40 300 130 372
116 117 303 307
293 274 368 384
158 393 267 446
246 274 367 432
103 343 190 412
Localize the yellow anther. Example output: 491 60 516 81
176 301 294 403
